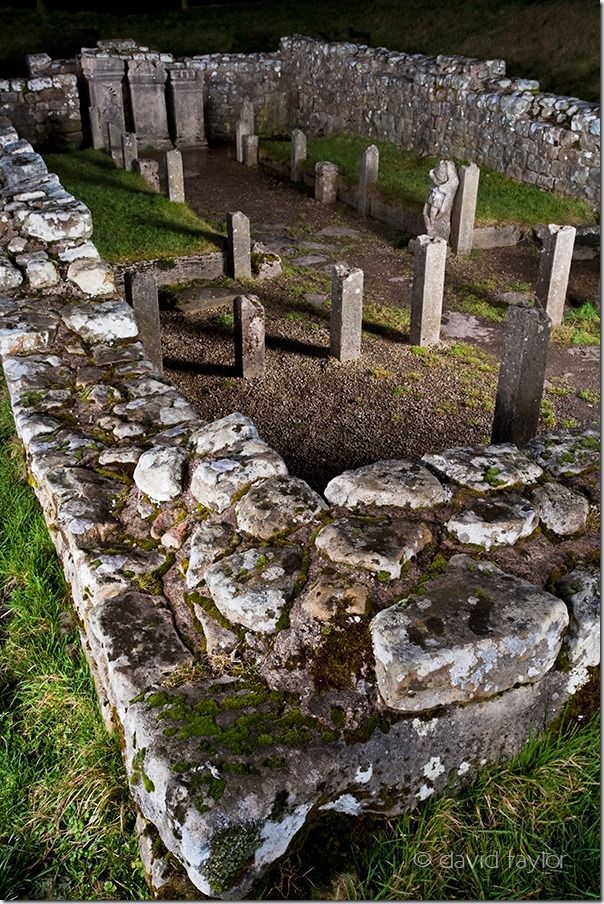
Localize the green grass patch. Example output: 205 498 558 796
0 385 149 900
552 302 601 346
261 135 596 226
43 149 222 264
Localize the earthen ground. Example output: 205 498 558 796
159 147 599 492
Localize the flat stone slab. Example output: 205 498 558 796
526 428 600 476
61 299 138 343
532 482 589 536
556 565 600 669
440 311 496 342
422 443 543 491
446 494 538 549
324 459 447 510
318 225 360 238
190 440 288 513
303 293 327 307
315 515 432 579
179 288 239 314
290 255 329 267
371 555 569 712
235 475 328 539
204 545 303 632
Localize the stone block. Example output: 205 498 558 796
409 234 447 346
330 263 363 362
133 158 161 192
168 67 206 147
226 211 252 280
122 131 138 171
234 294 265 379
315 161 339 204
535 224 576 325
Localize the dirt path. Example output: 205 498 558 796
157 147 600 490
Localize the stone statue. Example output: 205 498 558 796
423 159 459 241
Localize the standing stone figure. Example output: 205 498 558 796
423 160 459 242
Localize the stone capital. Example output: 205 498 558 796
127 59 167 85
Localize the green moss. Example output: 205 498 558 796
130 747 155 793
578 436 599 451
185 591 235 632
205 822 261 894
310 619 372 692
484 466 507 487
376 570 391 584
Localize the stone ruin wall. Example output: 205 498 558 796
0 114 600 896
0 36 599 206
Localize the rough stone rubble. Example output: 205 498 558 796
0 130 600 897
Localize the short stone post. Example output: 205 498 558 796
491 302 551 446
330 264 364 362
163 148 185 203
122 132 138 171
227 211 252 280
243 134 259 167
290 129 307 182
535 225 576 326
167 67 206 147
235 118 252 164
124 269 163 375
234 295 265 379
89 106 105 150
107 122 124 168
358 144 379 216
450 163 480 256
409 235 447 346
315 161 339 205
127 59 171 148
133 158 161 192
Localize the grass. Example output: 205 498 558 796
0 385 149 901
261 135 596 226
0 1 598 101
552 302 601 346
43 149 223 264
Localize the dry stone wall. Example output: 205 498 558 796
0 119 600 897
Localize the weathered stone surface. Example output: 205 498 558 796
423 159 459 241
535 224 576 326
133 158 161 192
556 565 600 668
17 203 92 242
290 128 306 182
324 459 447 510
315 516 432 579
186 521 236 590
67 259 115 296
450 162 479 255
190 440 288 513
124 269 163 374
315 161 338 204
190 412 258 456
61 298 138 342
235 475 328 538
298 573 370 621
163 148 185 203
133 446 187 502
330 263 363 362
526 428 600 476
234 295 265 379
371 555 569 711
226 211 252 280
358 144 379 216
204 545 303 632
18 252 60 289
0 255 23 290
422 443 543 491
532 482 589 536
409 234 447 347
58 241 101 263
446 494 538 549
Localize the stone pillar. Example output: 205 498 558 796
81 54 126 151
127 59 171 149
240 99 255 132
163 148 185 203
409 235 447 347
124 269 163 375
315 161 339 205
107 122 124 167
122 132 138 171
234 295 265 379
535 225 576 326
290 129 307 182
243 134 258 167
330 264 364 362
89 106 104 150
167 67 206 148
235 119 251 164
358 144 379 216
133 158 160 192
491 302 551 446
227 211 252 280
450 163 480 256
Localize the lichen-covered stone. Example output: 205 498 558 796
235 475 328 538
422 443 543 491
371 555 569 712
315 516 432 578
324 459 447 510
190 440 288 513
526 428 600 476
190 412 258 456
0 255 23 290
16 202 93 242
532 482 589 536
186 522 236 590
67 258 115 296
61 298 138 343
17 252 60 289
298 573 370 621
204 546 303 633
556 565 600 668
446 494 538 549
133 446 187 502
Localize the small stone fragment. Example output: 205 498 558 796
204 546 303 633
422 443 543 491
0 255 23 290
324 459 447 510
186 522 236 589
67 259 115 296
532 482 589 536
446 494 538 549
556 565 600 668
235 475 328 538
315 516 432 579
133 446 187 502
